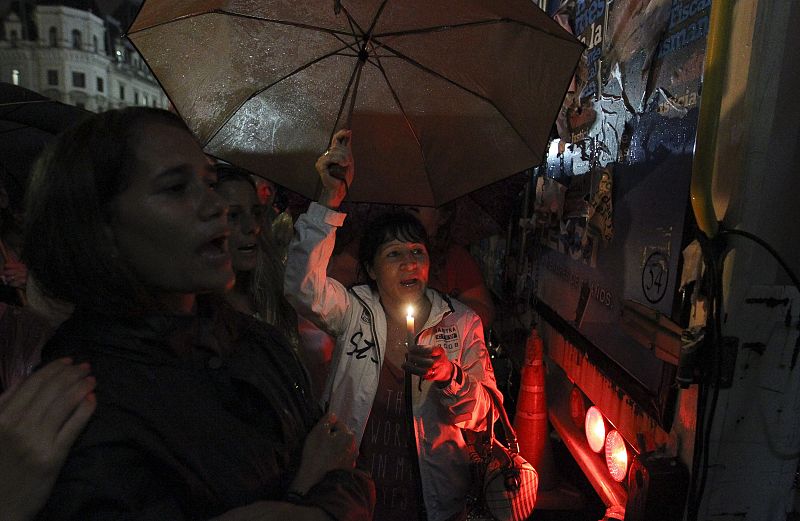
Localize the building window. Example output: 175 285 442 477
92 35 98 53
11 69 19 85
134 91 139 105
119 84 125 100
72 72 86 88
9 30 18 48
96 77 104 92
47 70 58 86
71 29 82 50
49 27 57 47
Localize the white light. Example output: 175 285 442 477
585 406 606 453
605 430 628 482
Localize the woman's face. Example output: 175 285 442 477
367 239 430 309
216 178 264 273
109 122 233 301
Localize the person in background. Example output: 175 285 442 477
270 185 296 265
215 164 302 353
406 205 495 330
252 175 277 214
23 107 373 520
0 183 28 306
285 129 500 521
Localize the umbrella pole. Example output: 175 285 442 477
0 237 27 307
328 55 365 187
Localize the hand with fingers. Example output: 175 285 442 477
315 129 353 210
211 412 368 521
0 358 97 521
403 344 455 389
289 412 357 497
2 260 28 289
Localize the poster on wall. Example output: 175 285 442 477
534 0 712 394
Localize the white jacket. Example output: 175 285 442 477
284 202 501 521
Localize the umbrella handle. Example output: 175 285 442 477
326 129 351 184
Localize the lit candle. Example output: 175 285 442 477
406 305 415 348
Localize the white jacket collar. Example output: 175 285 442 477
350 284 454 329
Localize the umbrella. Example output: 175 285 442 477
280 170 529 247
0 83 90 209
448 171 529 245
128 0 583 206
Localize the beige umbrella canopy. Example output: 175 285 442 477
128 0 583 206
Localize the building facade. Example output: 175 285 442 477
0 3 168 112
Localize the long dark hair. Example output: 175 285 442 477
23 107 191 311
358 211 430 288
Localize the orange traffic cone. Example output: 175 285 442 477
514 327 559 491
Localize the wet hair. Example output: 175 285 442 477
23 107 192 311
358 211 430 287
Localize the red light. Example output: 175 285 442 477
605 430 628 482
585 406 606 453
569 386 587 428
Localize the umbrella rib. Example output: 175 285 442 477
373 18 580 45
375 39 539 157
364 0 391 39
335 2 367 38
368 51 429 180
203 43 358 146
333 0 391 132
332 0 391 131
334 4 371 128
0 100 53 108
127 9 359 39
332 52 365 134
0 125 30 136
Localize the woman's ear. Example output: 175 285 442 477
365 262 377 281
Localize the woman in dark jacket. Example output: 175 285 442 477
21 107 373 521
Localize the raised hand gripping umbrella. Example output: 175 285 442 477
128 0 583 206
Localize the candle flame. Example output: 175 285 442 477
406 305 414 318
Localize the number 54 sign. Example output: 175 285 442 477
642 251 669 304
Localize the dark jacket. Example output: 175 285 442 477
36 299 373 520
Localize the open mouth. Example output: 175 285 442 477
401 278 418 287
198 234 230 262
238 243 257 254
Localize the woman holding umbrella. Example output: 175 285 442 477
22 107 373 520
285 130 501 521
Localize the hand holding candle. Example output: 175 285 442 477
402 304 455 389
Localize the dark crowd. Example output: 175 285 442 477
0 107 503 521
